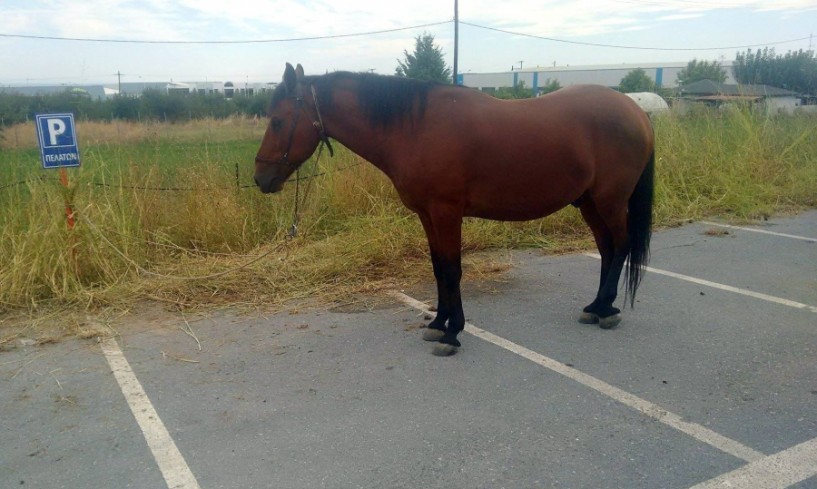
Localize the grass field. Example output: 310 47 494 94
1 108 816 340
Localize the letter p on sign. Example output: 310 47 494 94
47 118 67 145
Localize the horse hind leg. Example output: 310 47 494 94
579 201 627 329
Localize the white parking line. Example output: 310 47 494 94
390 291 765 463
101 338 201 489
688 436 817 489
700 221 817 243
584 253 817 314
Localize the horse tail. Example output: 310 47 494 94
625 150 655 307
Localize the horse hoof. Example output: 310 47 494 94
432 344 458 357
578 312 599 324
422 328 445 342
599 314 622 330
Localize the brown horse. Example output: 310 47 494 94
255 63 654 356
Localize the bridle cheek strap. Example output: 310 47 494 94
280 98 304 166
257 85 334 169
310 85 334 157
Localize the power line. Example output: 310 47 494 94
0 21 452 44
460 21 813 51
1 16 810 60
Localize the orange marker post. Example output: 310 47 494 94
59 167 75 230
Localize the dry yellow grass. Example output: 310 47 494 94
1 116 267 150
1 109 816 344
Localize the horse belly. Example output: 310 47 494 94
464 170 587 221
459 109 595 221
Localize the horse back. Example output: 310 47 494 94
397 85 653 221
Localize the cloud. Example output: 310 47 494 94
2 0 814 84
5 0 815 43
657 13 706 22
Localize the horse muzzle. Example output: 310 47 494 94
254 172 284 194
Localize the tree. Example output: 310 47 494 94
0 93 29 125
733 47 817 94
734 47 776 87
538 78 561 95
494 81 535 99
677 59 727 86
111 95 141 120
619 69 655 93
395 32 452 83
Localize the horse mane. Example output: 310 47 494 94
311 72 440 128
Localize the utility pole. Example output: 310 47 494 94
453 0 459 85
116 70 122 94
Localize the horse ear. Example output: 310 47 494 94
295 64 305 82
283 63 297 94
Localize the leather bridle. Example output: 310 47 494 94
255 84 334 169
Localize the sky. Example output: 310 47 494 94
0 0 815 87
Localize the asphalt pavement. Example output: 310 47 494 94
2 211 816 489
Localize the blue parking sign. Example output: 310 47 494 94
35 113 81 169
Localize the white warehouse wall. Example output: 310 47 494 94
460 62 736 92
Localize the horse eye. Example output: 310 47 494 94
270 118 283 132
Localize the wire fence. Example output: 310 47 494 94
0 161 364 193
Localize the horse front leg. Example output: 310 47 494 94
435 252 463 347
418 209 464 356
423 251 450 337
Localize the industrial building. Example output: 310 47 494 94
4 61 745 99
459 61 736 93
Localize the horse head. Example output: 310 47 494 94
254 63 323 194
